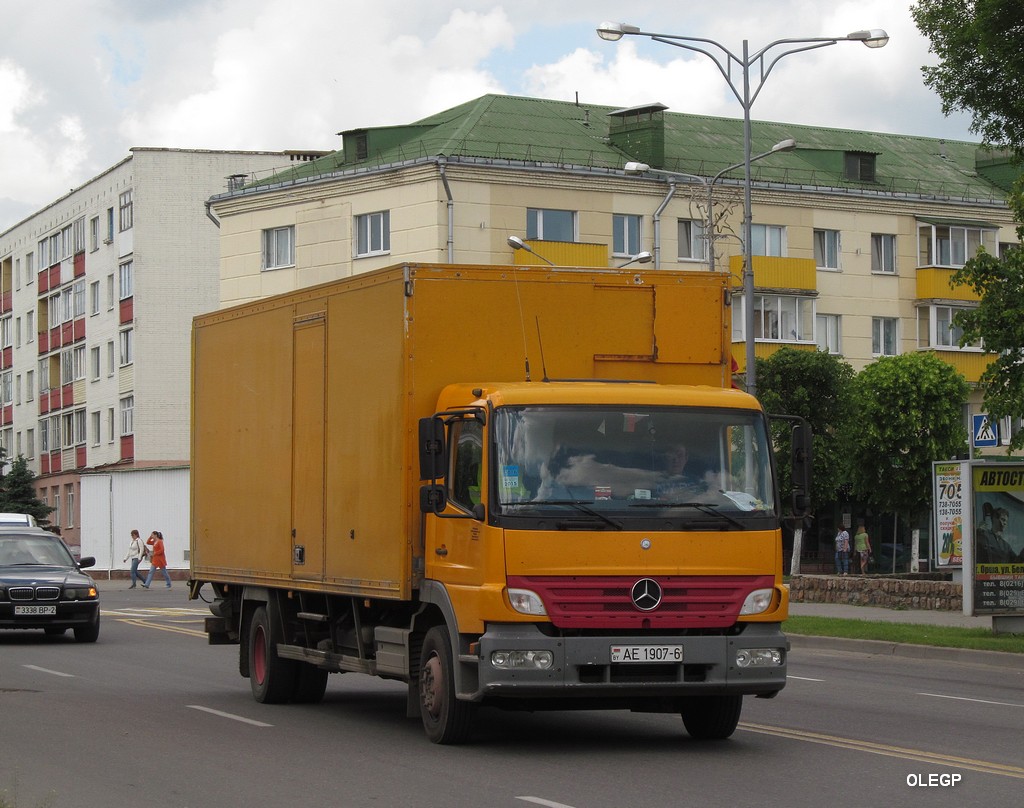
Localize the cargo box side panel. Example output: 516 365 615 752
191 305 295 580
323 278 410 598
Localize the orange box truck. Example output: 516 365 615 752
189 263 810 744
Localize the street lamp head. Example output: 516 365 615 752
771 138 797 153
596 21 640 41
507 235 526 250
847 29 889 48
633 251 653 264
623 161 651 175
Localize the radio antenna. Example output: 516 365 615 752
510 262 531 382
535 316 550 382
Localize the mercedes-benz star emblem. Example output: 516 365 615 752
631 578 663 611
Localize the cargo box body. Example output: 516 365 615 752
190 263 733 599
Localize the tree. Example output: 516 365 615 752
912 0 1024 157
952 244 1024 449
0 455 54 526
848 353 968 523
755 347 856 512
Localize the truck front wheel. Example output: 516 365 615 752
249 605 297 704
418 625 473 744
680 694 742 740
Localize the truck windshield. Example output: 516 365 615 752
491 405 777 525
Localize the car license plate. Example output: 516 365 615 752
14 605 57 616
610 644 683 663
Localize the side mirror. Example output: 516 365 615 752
418 417 447 481
419 484 447 514
791 420 813 516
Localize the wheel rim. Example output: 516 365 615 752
253 625 268 686
421 653 443 719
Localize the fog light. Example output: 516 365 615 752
735 648 784 668
491 650 554 670
739 588 774 615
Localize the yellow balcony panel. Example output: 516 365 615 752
730 341 816 373
729 255 817 291
916 266 980 302
927 349 993 384
512 240 609 267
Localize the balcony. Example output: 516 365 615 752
511 240 608 267
729 255 817 291
916 266 980 302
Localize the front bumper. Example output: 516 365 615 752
470 622 787 703
0 600 100 631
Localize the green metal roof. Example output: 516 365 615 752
248 94 1015 205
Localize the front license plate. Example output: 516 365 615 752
14 605 57 616
610 644 683 663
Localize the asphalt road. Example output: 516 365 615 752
1 584 1021 808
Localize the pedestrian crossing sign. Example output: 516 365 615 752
972 414 999 448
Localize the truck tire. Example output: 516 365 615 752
680 695 742 740
291 665 329 704
418 625 473 744
249 605 297 704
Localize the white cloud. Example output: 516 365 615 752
0 0 977 233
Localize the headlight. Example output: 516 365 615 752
735 648 785 668
491 650 554 670
63 586 98 601
739 588 774 615
507 588 547 615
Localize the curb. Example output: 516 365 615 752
788 633 1023 670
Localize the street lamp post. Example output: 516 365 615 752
625 137 795 274
597 22 888 397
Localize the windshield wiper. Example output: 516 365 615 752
519 499 623 530
629 501 745 529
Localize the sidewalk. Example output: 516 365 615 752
788 600 993 629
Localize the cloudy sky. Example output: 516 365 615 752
0 0 973 233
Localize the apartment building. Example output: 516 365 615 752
0 147 322 556
207 95 1018 428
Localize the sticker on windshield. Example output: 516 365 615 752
501 465 521 489
633 488 652 500
722 491 764 511
594 485 612 501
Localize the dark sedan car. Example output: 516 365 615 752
0 527 100 642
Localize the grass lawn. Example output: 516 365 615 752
785 615 1024 654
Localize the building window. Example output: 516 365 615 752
119 329 133 366
90 281 100 315
354 211 391 257
73 217 86 254
62 412 75 449
26 370 33 402
871 233 897 273
813 229 840 269
119 261 133 300
65 484 75 528
120 395 134 436
107 341 115 375
918 222 997 268
844 152 877 182
613 214 642 257
106 208 115 242
90 217 99 251
677 219 706 261
73 280 86 317
0 316 11 350
918 304 981 350
107 274 115 309
26 311 33 343
872 317 898 356
91 346 100 381
526 208 576 242
26 428 34 459
119 189 133 232
108 408 115 443
734 294 814 342
816 314 841 354
262 226 295 269
91 411 101 446
750 224 786 257
1 372 11 406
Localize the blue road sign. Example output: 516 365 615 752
972 414 999 448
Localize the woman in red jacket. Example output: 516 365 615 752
142 530 172 589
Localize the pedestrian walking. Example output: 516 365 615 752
142 530 173 589
854 522 872 574
122 529 148 589
834 526 851 575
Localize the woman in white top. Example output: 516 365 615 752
123 529 147 589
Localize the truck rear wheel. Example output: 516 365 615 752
680 695 742 740
249 605 297 704
418 625 473 744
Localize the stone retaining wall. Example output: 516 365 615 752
789 575 962 611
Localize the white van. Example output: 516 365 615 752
0 513 37 526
